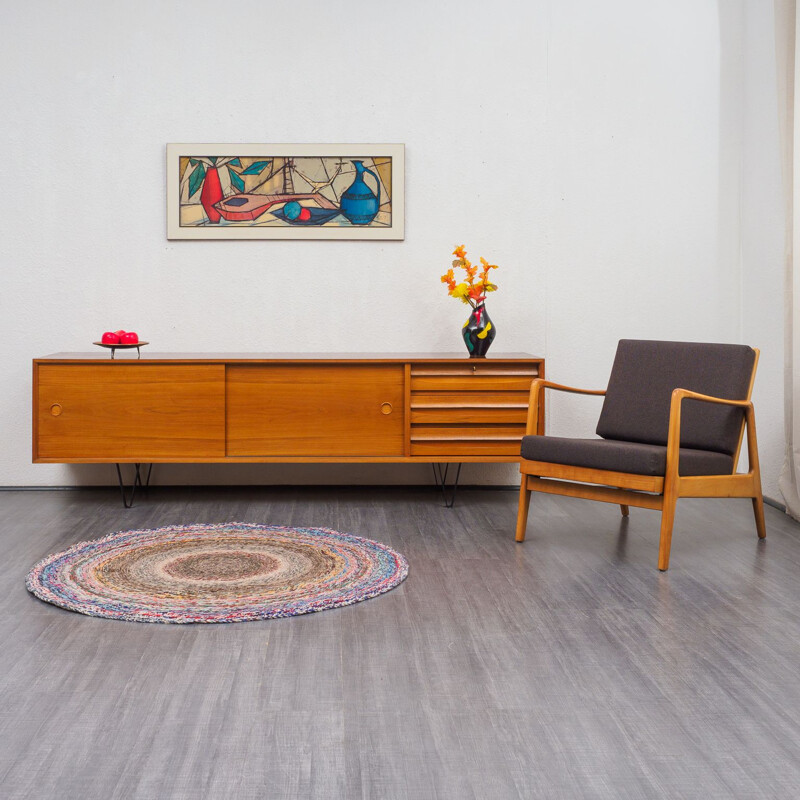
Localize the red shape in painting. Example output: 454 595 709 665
298 207 312 222
201 167 223 224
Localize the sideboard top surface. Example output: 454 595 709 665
35 352 543 364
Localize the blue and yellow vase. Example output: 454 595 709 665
463 302 496 358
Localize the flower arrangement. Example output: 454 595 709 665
440 245 498 307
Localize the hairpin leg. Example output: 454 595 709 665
431 462 462 508
114 463 153 508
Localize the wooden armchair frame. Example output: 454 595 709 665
515 350 764 570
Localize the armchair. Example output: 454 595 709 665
514 340 765 570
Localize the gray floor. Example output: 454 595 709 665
1 486 799 799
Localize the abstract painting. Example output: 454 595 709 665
167 144 404 240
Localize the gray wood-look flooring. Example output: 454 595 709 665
1 486 800 799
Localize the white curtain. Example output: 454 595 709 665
777 0 800 518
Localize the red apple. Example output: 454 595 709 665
114 330 126 336
101 332 120 344
120 332 139 344
298 207 312 221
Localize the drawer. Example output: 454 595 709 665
411 390 529 425
411 375 535 392
410 407 527 424
411 425 525 442
410 363 539 377
411 391 530 407
411 361 539 393
410 440 522 457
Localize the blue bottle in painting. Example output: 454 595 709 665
340 160 380 225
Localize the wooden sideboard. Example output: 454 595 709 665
32 353 544 464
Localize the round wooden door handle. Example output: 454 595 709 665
50 403 63 417
380 402 393 415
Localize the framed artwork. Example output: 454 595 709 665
166 143 404 240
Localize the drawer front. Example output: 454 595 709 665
411 425 524 441
411 407 528 424
410 440 522 457
409 361 539 457
411 375 534 392
410 363 539 377
411 390 528 425
36 364 225 460
227 365 404 456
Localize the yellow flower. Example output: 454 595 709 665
449 282 472 303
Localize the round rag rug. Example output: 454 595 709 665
26 523 408 623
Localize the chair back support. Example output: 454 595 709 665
596 340 756 454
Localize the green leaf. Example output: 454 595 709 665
240 159 270 175
228 167 244 193
188 163 206 198
189 158 198 166
209 156 218 165
228 158 241 167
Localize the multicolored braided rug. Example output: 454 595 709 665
26 522 409 623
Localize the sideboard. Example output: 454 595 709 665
33 353 544 477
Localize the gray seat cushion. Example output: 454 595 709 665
520 435 734 477
596 340 755 455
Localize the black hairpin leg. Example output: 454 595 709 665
431 462 462 508
109 347 141 359
115 463 153 508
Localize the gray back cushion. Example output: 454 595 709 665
596 340 755 454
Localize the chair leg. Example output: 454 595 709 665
752 495 767 539
743 406 766 540
515 478 531 542
620 504 629 517
657 493 678 571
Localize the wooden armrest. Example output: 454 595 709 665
665 389 754 477
530 379 606 397
525 379 607 435
672 388 752 409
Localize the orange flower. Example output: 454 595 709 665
443 245 499 306
468 285 486 302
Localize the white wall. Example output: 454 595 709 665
741 0 787 502
0 0 786 497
